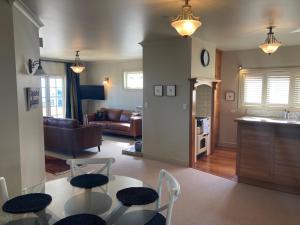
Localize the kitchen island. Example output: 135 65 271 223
236 116 300 194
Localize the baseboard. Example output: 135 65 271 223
143 153 189 167
217 142 237 149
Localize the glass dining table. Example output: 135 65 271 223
0 175 158 225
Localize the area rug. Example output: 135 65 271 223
45 155 70 175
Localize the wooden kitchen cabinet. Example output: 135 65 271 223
236 117 300 194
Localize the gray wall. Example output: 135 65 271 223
0 1 45 197
220 45 300 147
13 6 45 189
143 38 191 166
85 60 143 113
0 0 22 198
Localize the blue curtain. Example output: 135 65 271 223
65 63 83 122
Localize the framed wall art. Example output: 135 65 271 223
154 85 163 97
26 87 40 111
166 85 176 97
225 91 235 101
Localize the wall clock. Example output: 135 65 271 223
200 49 210 67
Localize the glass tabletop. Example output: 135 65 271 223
0 175 157 225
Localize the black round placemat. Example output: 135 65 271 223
70 174 109 189
145 213 166 225
116 187 159 206
2 193 52 214
53 214 106 225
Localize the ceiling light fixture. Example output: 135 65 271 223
259 26 282 55
70 50 85 74
171 0 202 37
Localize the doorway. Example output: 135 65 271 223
189 79 237 180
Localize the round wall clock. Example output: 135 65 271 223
200 49 210 67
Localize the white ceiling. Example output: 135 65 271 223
24 0 300 61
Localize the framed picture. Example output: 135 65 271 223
154 85 163 96
225 91 235 101
26 87 40 111
166 85 176 97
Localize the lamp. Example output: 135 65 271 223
103 77 109 85
171 0 202 37
28 59 46 76
70 50 85 74
259 26 282 55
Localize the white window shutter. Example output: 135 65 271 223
243 75 263 105
294 76 300 106
266 74 290 105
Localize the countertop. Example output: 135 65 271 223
235 116 300 125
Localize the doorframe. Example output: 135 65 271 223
188 50 222 168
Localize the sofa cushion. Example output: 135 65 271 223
107 122 131 132
47 118 79 128
120 111 133 123
43 116 53 125
89 121 108 128
107 109 122 122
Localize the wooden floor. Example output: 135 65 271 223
195 148 237 181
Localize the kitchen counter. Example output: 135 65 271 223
236 116 300 125
236 117 300 195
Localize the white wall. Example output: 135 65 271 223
85 60 143 113
0 0 22 198
142 38 191 166
191 37 216 79
13 7 45 189
220 45 300 148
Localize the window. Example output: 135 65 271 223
124 71 143 89
41 76 65 118
294 76 300 106
243 75 263 105
266 74 290 105
239 69 300 109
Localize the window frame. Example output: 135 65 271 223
123 71 143 90
239 68 300 111
41 75 66 118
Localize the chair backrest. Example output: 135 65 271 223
156 169 180 225
0 177 9 202
66 158 116 178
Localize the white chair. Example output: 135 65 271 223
0 177 9 202
154 169 181 225
66 157 116 178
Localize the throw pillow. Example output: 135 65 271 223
95 110 106 121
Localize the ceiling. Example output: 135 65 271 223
24 0 300 61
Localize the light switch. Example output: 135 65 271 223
144 102 149 109
182 103 187 110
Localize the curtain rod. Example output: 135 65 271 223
40 58 72 64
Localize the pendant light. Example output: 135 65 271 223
171 0 202 37
259 26 282 55
70 50 85 74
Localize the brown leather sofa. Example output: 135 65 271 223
87 108 142 139
44 117 103 158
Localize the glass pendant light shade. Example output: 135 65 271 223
171 0 202 37
34 63 46 76
259 27 282 55
70 51 86 74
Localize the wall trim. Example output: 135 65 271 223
143 153 189 167
218 142 237 149
13 0 44 28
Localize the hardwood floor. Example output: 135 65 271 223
195 148 237 181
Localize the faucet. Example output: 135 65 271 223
283 109 290 119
